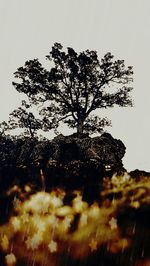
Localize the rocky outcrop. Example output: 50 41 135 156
0 133 126 192
50 132 126 170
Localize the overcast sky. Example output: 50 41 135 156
0 0 150 172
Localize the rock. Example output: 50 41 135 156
0 132 126 192
50 132 126 170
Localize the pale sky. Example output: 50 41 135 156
0 0 150 172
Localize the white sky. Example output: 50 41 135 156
0 0 150 172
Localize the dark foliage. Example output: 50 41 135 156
129 169 150 179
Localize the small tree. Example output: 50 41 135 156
12 43 133 135
7 101 52 138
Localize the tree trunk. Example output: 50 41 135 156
77 119 84 135
29 127 34 138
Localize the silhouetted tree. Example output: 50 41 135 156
6 100 52 138
12 43 133 135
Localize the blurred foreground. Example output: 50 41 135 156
0 172 150 266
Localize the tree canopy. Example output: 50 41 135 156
12 43 133 135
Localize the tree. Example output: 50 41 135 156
7 100 52 138
12 43 133 135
